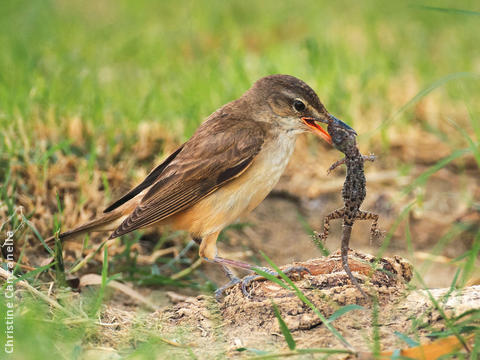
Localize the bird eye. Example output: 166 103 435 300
293 100 306 112
333 133 344 143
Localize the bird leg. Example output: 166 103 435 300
341 224 368 298
206 256 310 299
198 233 310 299
204 255 310 299
214 265 241 300
209 256 258 270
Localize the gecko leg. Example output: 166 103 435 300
362 154 376 163
328 154 374 175
355 210 382 245
341 224 368 298
314 208 345 245
327 158 346 174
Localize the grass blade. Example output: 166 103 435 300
460 231 480 287
446 117 480 168
251 267 293 292
376 201 416 261
371 299 380 357
297 212 329 256
54 232 67 287
402 149 470 196
21 213 54 256
12 261 57 285
394 331 420 347
374 72 478 135
69 239 110 274
328 304 364 323
256 252 353 350
471 332 480 359
413 269 470 352
91 246 109 317
271 301 296 350
249 348 352 359
415 5 480 16
404 216 414 257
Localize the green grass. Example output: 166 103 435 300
1 0 479 147
1 0 480 358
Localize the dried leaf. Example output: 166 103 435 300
380 334 473 359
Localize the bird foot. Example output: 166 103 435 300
241 266 311 298
215 276 241 301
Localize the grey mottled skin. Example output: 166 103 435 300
316 122 380 298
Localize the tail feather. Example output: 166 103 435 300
45 211 127 246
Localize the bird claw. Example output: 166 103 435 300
241 267 276 298
215 276 241 301
241 266 311 298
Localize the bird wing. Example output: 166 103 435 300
103 145 184 213
109 117 266 239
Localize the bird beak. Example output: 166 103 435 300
302 115 357 145
301 117 332 144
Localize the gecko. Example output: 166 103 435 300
315 121 381 298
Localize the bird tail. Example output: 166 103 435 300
45 211 127 246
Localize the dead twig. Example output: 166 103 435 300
0 267 76 317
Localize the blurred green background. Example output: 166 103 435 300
1 0 479 359
1 0 479 145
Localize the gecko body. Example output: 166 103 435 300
316 122 380 297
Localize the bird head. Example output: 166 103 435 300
248 74 354 144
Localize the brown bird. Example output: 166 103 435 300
48 74 352 297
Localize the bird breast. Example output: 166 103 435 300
234 131 297 213
171 132 297 236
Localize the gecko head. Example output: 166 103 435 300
328 122 357 152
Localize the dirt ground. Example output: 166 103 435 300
5 129 480 358
83 252 479 359
200 135 480 290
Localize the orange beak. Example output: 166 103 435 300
302 117 332 144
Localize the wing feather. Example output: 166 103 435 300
109 117 265 239
103 146 184 213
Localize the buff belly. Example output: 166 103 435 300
168 133 297 258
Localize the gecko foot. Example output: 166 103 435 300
370 228 385 246
313 231 328 246
363 153 376 162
